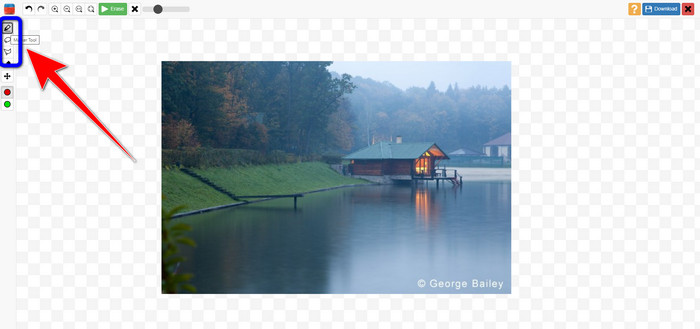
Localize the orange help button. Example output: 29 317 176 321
629 3 642 15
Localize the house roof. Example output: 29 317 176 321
343 142 449 160
484 133 511 146
449 148 484 156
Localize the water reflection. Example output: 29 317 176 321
178 181 511 293
414 185 441 230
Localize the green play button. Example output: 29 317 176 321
98 3 127 15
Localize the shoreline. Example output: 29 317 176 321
447 167 511 181
171 183 373 219
169 167 510 219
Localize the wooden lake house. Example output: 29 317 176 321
343 141 461 185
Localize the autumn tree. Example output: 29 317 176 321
162 117 200 149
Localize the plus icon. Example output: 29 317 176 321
1 70 11 82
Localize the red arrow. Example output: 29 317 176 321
26 50 136 162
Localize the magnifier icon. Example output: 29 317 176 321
63 5 70 13
87 5 94 12
51 5 58 12
76 5 82 12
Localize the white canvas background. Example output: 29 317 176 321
14 18 700 327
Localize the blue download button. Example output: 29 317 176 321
642 3 681 15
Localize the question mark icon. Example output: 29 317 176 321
630 3 640 15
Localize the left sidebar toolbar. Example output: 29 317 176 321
0 15 20 112
0 8 16 329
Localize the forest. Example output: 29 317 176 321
345 75 511 152
162 61 511 160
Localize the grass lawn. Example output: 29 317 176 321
162 170 234 213
162 162 368 214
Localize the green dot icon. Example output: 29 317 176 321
3 101 10 108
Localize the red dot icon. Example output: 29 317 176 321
3 88 9 96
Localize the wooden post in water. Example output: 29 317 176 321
294 196 298 210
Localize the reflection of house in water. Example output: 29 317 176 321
414 187 440 228
483 133 511 164
343 138 456 184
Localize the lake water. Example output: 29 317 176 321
177 178 511 293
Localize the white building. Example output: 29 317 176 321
483 133 511 163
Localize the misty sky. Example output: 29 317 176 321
328 62 510 91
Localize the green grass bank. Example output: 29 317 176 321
162 162 368 213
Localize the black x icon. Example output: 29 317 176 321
684 5 692 12
131 5 139 12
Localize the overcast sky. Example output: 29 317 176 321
328 62 510 91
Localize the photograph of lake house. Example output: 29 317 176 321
162 61 511 294
344 140 462 186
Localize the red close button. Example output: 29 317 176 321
683 3 695 15
3 88 9 96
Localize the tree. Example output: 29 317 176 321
325 99 355 151
427 81 437 96
162 116 200 149
162 61 356 155
446 84 454 98
162 203 196 293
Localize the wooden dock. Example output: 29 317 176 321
235 194 304 209
412 168 462 187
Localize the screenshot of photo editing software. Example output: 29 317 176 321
1 0 698 327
